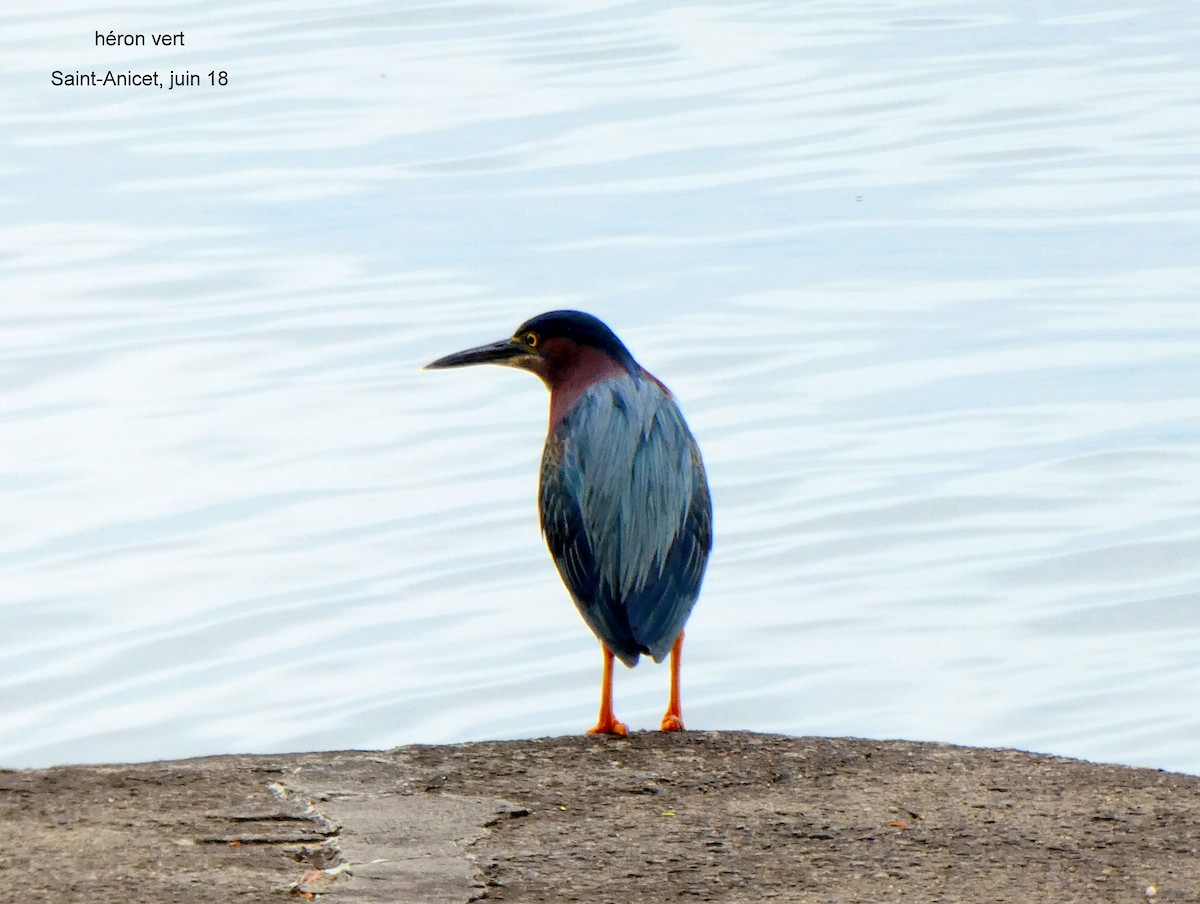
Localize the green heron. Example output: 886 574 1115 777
425 310 712 735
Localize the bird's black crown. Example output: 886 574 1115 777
516 310 639 370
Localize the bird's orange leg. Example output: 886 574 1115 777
587 646 628 736
659 632 685 732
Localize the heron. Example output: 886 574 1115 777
425 310 712 735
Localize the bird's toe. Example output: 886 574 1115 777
587 717 629 737
659 713 685 732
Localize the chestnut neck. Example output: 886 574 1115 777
541 341 633 426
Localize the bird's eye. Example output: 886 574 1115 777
522 332 540 348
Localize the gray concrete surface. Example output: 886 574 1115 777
2 732 1196 902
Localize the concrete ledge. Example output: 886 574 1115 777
2 731 1196 902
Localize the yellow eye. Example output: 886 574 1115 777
521 332 540 348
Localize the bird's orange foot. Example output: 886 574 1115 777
659 713 685 732
587 717 629 737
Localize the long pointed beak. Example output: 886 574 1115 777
424 337 531 370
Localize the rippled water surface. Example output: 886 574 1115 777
2 2 1198 772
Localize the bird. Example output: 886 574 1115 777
425 310 712 735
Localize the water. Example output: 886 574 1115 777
1 2 1198 773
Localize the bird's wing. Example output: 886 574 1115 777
539 374 712 665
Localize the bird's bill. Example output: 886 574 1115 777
424 337 533 370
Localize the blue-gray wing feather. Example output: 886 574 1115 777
539 373 712 667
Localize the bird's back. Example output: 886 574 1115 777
539 373 711 666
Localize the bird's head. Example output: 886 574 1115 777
424 310 640 387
